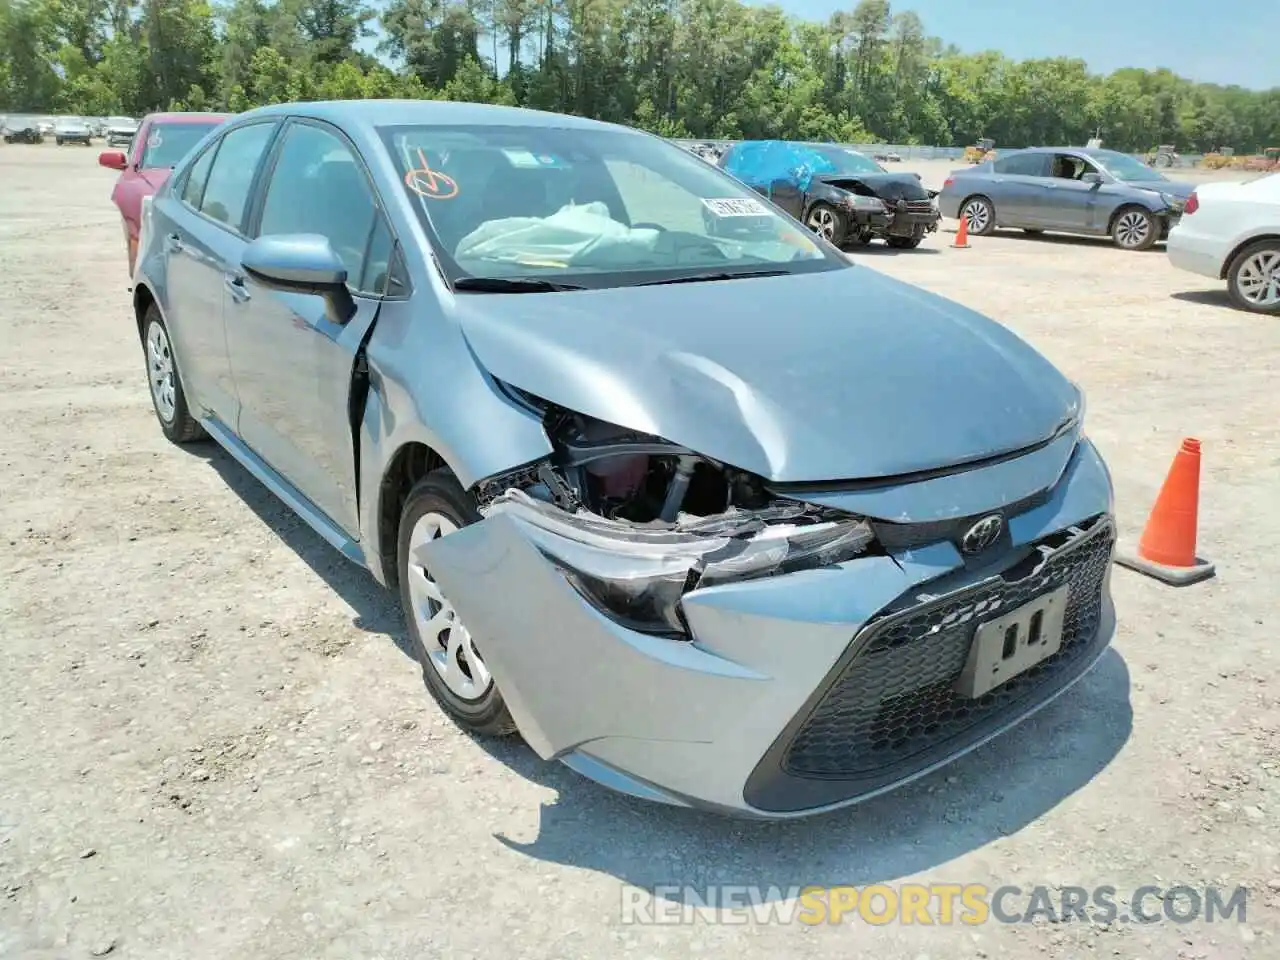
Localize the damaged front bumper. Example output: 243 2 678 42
845 196 941 241
422 440 1116 818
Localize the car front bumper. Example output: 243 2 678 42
422 438 1116 818
850 203 941 239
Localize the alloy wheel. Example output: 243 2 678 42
145 320 177 423
1235 250 1280 308
807 207 837 240
1114 211 1151 248
405 512 493 701
963 200 990 234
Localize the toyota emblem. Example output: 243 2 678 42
960 515 1003 554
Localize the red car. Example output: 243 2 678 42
99 111 229 274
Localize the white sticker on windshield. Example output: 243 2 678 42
702 197 768 217
501 148 542 168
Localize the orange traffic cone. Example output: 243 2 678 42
951 213 970 249
1116 438 1216 585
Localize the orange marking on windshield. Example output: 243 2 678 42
404 148 459 200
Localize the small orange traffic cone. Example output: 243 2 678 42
1116 438 1216 585
951 213 970 249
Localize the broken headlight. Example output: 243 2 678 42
484 490 874 636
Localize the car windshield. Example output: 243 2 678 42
1093 151 1166 183
140 121 221 168
55 118 84 129
803 145 885 175
378 123 843 289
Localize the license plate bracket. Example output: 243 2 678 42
954 585 1070 699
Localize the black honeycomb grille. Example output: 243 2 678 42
782 521 1114 780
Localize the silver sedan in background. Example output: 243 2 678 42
938 147 1195 250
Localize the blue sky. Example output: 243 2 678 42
764 0 1276 90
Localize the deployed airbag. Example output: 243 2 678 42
456 201 660 266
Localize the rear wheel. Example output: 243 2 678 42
960 196 996 236
1226 240 1280 315
805 202 847 245
397 469 517 737
1110 207 1157 250
142 306 205 444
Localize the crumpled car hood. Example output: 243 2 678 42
455 267 1080 483
814 172 931 200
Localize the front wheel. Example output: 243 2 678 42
886 236 923 249
805 202 847 245
960 196 996 236
1226 240 1280 315
1111 207 1157 250
397 469 518 737
142 306 205 444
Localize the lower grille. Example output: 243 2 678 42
782 519 1114 780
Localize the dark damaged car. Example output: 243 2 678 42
719 140 942 249
131 101 1116 819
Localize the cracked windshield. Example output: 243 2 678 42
379 124 838 287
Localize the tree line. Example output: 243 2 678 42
2 0 1278 154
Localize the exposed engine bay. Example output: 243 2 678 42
475 401 877 634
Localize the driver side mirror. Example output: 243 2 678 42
1082 172 1104 185
98 151 127 171
242 234 356 325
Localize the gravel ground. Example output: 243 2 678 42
2 143 1277 960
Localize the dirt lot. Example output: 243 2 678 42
2 143 1278 960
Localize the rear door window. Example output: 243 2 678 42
198 122 277 233
180 145 216 209
994 153 1048 177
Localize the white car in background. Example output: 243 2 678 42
1167 173 1280 315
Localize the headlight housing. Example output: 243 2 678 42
485 490 875 636
844 194 888 214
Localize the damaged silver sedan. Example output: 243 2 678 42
132 100 1116 818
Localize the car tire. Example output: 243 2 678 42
397 469 518 738
55 138 63 146
1226 240 1280 315
960 196 996 236
1110 207 1158 250
805 202 847 245
141 305 205 444
887 236 923 249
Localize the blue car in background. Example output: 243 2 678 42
720 140 941 249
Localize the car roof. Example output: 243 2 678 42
143 112 230 124
233 99 631 133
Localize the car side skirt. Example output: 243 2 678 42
200 415 367 568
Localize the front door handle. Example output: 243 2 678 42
224 273 251 303
164 232 183 252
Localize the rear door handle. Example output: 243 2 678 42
224 273 251 303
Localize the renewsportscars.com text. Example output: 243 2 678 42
620 883 1248 926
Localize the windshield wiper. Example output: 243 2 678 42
629 268 791 287
453 276 587 293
